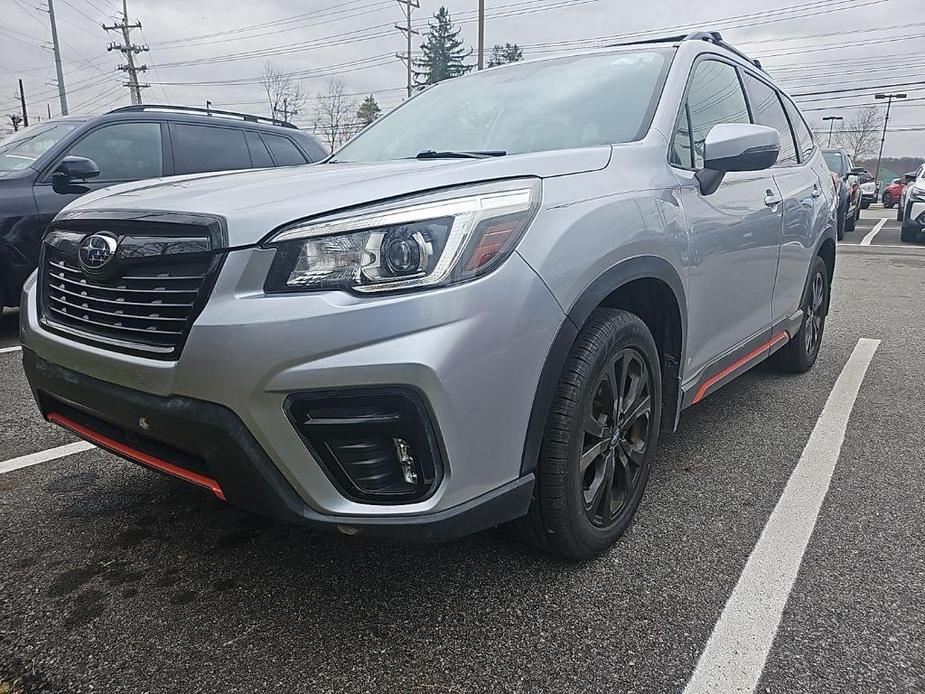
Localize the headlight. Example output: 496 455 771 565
264 179 541 294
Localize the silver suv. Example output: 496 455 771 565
21 32 836 559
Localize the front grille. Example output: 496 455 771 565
39 211 226 359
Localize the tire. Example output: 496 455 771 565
861 199 871 210
771 256 828 373
901 223 919 242
511 309 662 560
897 204 904 222
845 202 857 232
882 193 893 209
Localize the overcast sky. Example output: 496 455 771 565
2 0 921 157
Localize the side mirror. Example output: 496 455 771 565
696 124 780 195
52 156 100 194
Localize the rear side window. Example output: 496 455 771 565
245 131 274 167
782 97 815 162
742 74 798 167
264 135 307 166
672 59 750 170
172 124 252 174
66 122 163 181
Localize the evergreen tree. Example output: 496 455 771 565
356 95 381 126
412 7 473 89
487 43 523 68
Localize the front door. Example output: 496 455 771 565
670 57 782 378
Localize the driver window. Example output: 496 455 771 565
64 122 163 182
672 60 750 170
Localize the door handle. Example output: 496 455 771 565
764 190 782 207
812 185 822 198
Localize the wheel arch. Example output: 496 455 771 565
520 256 687 476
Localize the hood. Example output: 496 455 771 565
62 147 611 247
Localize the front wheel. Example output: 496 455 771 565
861 199 871 210
512 309 661 560
771 256 828 373
882 193 894 208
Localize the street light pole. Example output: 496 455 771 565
822 115 843 147
874 92 906 183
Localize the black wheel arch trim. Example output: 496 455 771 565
520 255 688 475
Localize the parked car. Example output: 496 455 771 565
851 167 877 208
21 32 836 559
0 105 327 307
881 173 914 209
900 164 925 241
822 148 861 238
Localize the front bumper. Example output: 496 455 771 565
21 246 564 533
23 350 534 540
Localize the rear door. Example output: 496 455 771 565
168 122 255 175
773 95 831 327
671 57 783 378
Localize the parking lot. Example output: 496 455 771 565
0 206 922 693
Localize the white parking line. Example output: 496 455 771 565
0 441 96 475
683 337 880 694
860 218 887 246
0 345 21 354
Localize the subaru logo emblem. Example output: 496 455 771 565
78 232 118 273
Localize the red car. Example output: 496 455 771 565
882 173 916 208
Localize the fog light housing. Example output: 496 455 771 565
284 388 443 503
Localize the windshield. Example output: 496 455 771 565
334 49 671 163
0 121 82 172
822 151 845 176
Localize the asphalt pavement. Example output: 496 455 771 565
0 207 922 693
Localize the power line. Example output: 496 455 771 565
394 0 419 99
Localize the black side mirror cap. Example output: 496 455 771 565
52 156 100 194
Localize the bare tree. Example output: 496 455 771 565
834 104 882 160
313 78 357 151
259 61 306 123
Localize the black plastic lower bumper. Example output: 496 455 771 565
22 350 534 542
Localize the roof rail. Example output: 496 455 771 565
106 104 298 129
612 30 764 71
682 31 764 71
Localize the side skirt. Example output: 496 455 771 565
680 311 802 408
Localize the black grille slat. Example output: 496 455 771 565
47 305 185 336
48 272 201 295
47 295 189 324
40 223 220 358
47 284 194 310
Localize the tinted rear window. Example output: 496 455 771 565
265 135 307 166
172 124 252 174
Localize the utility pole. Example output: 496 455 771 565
46 0 69 115
394 0 420 99
874 92 907 183
477 0 485 70
18 79 29 127
104 0 150 105
822 115 842 147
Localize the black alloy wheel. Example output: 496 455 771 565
802 270 825 359
771 255 828 373
580 348 653 528
510 309 662 559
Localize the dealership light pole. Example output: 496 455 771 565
874 92 906 183
822 115 842 147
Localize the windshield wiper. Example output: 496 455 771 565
415 149 507 160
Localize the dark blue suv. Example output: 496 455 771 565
0 105 327 307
